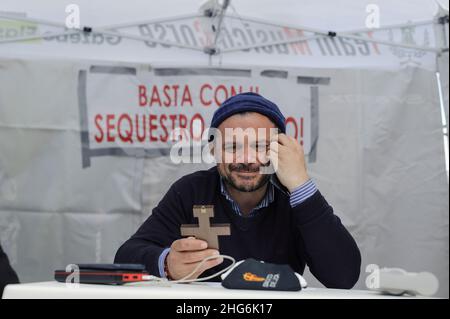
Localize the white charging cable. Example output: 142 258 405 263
171 254 236 283
132 254 236 285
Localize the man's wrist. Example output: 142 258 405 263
289 178 318 207
164 253 173 280
158 247 171 278
287 174 310 193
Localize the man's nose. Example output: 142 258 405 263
236 145 257 164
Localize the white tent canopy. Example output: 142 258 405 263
0 0 448 66
0 0 449 297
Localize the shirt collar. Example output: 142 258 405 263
219 175 275 217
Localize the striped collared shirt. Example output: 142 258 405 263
219 176 317 217
220 177 275 217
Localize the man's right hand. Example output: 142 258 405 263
166 237 224 280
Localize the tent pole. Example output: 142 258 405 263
0 12 446 53
221 32 440 54
95 29 204 51
226 13 435 35
0 12 203 31
212 0 230 47
221 34 323 53
0 13 66 28
222 14 442 53
0 14 204 51
226 14 327 35
432 5 450 182
0 30 81 45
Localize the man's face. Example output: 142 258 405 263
215 112 276 192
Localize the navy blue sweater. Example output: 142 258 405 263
115 167 361 289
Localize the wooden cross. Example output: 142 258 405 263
180 205 231 250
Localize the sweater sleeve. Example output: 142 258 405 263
114 182 186 276
0 244 19 296
292 190 361 289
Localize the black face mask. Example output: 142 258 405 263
221 258 305 291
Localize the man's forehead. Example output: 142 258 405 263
218 112 276 129
214 112 278 143
221 127 276 143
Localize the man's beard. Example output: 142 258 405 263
220 163 271 192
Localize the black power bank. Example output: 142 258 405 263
54 264 149 285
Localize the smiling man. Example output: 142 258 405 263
115 92 361 288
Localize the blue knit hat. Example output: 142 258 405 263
210 92 286 133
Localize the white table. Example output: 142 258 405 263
2 281 420 299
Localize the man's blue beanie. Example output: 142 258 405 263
210 92 286 133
